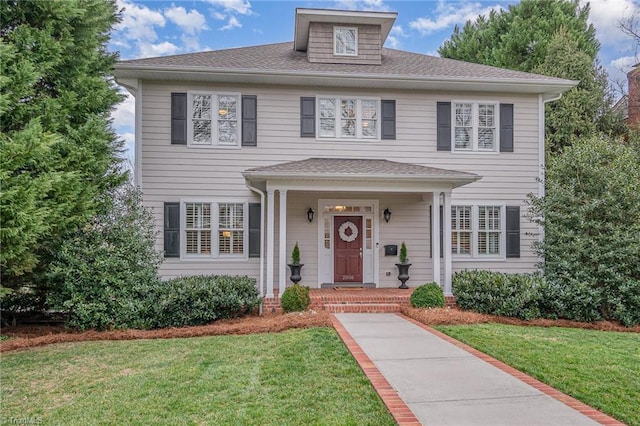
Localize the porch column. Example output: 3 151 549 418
443 191 453 295
432 191 441 286
266 189 275 298
278 189 288 297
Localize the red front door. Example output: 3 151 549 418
334 216 363 283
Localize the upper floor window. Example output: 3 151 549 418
334 27 357 56
453 102 498 152
188 92 240 147
451 204 504 258
318 97 379 140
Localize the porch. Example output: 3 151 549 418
263 288 457 313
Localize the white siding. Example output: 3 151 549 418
139 81 541 282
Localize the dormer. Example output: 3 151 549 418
294 8 397 65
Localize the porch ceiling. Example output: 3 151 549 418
243 158 481 192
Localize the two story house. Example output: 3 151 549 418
114 8 576 300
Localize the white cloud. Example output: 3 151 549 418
165 6 207 35
333 0 392 11
409 1 503 35
611 55 637 71
583 0 639 46
138 41 180 58
115 0 165 42
205 0 252 15
386 25 405 49
220 16 242 31
212 11 226 20
111 91 135 128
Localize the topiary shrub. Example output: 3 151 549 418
280 283 311 313
453 270 543 320
410 283 445 308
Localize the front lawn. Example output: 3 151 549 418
1 328 394 425
434 324 640 426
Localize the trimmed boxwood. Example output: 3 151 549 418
410 283 445 308
281 284 311 313
453 270 543 320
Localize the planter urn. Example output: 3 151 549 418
395 263 412 289
288 263 304 284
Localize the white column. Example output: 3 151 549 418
278 189 288 297
432 191 441 286
266 189 275 298
443 191 453 295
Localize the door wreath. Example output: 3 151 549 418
338 221 358 242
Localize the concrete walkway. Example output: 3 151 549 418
334 313 602 426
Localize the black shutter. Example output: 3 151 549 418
500 103 514 152
429 205 444 259
249 203 261 258
506 205 520 258
300 97 315 137
242 95 257 146
171 93 187 145
437 102 451 151
164 202 180 257
381 100 396 139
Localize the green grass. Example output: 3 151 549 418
1 328 395 426
434 324 640 426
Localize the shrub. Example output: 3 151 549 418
291 242 301 265
281 284 311 312
453 270 543 320
410 283 445 308
148 275 260 328
399 242 408 264
529 136 640 325
46 185 163 330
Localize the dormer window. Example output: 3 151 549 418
334 27 357 56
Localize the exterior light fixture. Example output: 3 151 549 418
383 208 391 223
306 208 315 223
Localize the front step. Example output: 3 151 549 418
322 303 402 313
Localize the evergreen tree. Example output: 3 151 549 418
439 0 619 153
0 0 125 289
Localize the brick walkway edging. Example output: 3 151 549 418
398 313 626 426
330 315 422 426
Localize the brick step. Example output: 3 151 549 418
322 303 402 313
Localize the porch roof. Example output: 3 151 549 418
243 158 480 190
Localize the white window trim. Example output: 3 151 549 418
180 198 249 261
451 100 500 153
334 26 358 56
451 203 506 260
187 91 242 149
316 96 381 141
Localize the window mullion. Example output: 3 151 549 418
213 202 220 257
356 100 362 139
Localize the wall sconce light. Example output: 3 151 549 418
383 208 391 223
306 207 315 223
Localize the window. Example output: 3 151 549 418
218 203 244 255
182 201 247 258
451 204 504 257
317 97 379 140
334 27 357 56
453 102 498 151
188 92 240 147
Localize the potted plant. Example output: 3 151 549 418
395 241 411 289
288 242 304 284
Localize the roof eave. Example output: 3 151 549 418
113 64 578 95
242 171 481 183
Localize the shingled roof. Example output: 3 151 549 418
243 158 480 188
118 42 566 84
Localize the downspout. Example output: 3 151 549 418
538 92 563 244
245 181 265 315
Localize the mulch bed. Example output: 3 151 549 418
0 310 332 353
2 307 638 353
401 306 640 333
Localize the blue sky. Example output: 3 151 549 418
110 0 639 162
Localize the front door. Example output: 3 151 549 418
334 216 363 283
